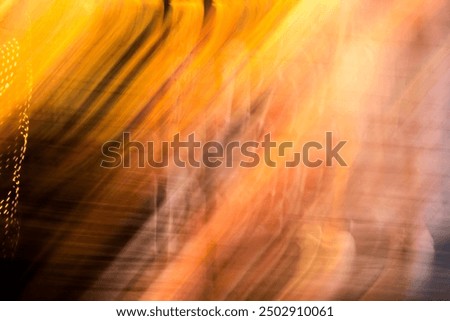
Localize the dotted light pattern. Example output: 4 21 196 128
0 38 30 259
